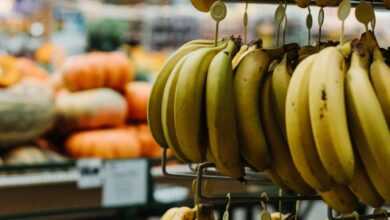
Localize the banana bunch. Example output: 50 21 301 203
149 33 390 214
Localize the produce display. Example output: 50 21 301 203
150 27 390 214
0 49 162 163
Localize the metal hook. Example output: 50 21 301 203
352 211 360 220
295 195 301 220
223 193 231 220
260 192 270 211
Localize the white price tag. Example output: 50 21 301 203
77 159 103 189
102 159 148 207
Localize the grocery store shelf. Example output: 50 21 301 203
0 170 78 187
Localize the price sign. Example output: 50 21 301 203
77 159 103 189
102 159 148 207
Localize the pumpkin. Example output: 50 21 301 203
0 55 21 87
4 146 66 165
65 128 142 159
62 52 134 92
125 82 151 121
136 124 162 158
0 81 55 147
15 58 49 82
55 88 127 132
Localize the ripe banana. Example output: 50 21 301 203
161 55 191 162
265 170 291 191
175 207 196 220
191 0 216 12
295 0 311 8
232 44 249 70
346 45 390 201
370 47 390 126
271 54 292 139
206 40 243 178
148 40 215 149
261 75 313 195
308 46 355 184
161 207 180 220
348 154 383 207
319 185 359 214
234 49 271 171
315 0 341 6
285 54 335 191
174 42 227 162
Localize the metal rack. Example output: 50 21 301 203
161 147 390 219
223 0 387 9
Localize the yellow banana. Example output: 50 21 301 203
370 48 390 126
319 185 359 214
234 49 271 171
206 40 243 178
271 54 292 139
232 44 249 70
174 42 227 162
295 0 311 8
161 55 191 162
148 40 215 148
285 54 335 191
162 207 180 220
265 170 291 191
346 44 390 201
308 46 355 184
261 75 313 195
348 154 383 207
174 207 196 220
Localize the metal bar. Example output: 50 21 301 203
223 0 387 9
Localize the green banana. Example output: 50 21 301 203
148 39 215 148
174 42 227 162
161 55 191 162
234 49 271 171
261 75 313 195
206 40 243 178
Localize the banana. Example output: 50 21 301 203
285 54 335 191
315 0 341 6
346 44 390 201
195 205 215 220
370 47 390 126
191 0 216 12
206 40 243 178
319 185 359 214
232 44 249 69
308 46 355 184
175 207 196 220
295 0 311 8
265 170 291 191
174 42 227 162
148 40 215 149
162 207 180 220
234 49 271 171
161 55 191 162
261 75 313 195
348 154 384 207
271 54 292 139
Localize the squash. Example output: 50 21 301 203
0 82 55 147
62 52 134 92
136 124 161 158
4 146 66 165
15 58 49 82
65 128 142 159
125 82 151 121
0 55 21 87
55 88 127 132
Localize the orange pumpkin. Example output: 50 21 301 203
136 124 162 158
16 58 49 82
65 128 142 159
0 55 21 87
125 82 151 121
62 52 134 92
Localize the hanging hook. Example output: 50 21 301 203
306 6 313 46
282 0 288 45
318 6 325 46
352 211 360 220
222 193 231 220
260 192 271 220
295 195 301 220
210 0 227 47
243 0 249 44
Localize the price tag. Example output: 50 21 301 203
102 159 148 207
77 159 103 189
